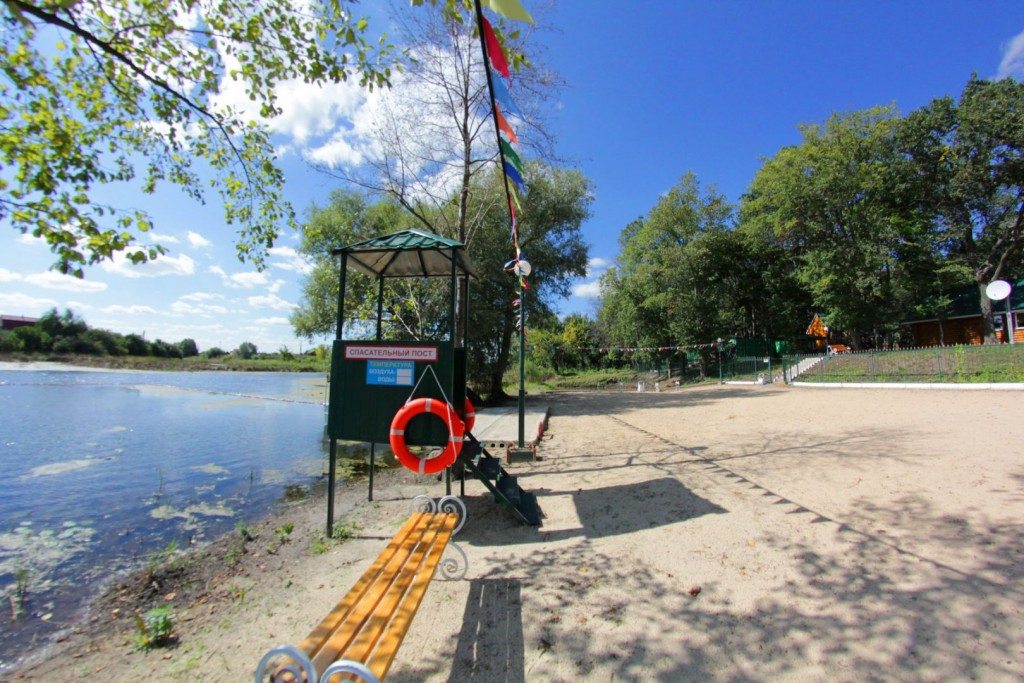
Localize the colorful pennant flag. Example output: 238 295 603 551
508 183 522 211
481 17 510 78
499 137 523 175
503 160 526 193
484 0 534 24
489 72 523 118
494 102 518 143
475 0 532 290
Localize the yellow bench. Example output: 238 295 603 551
256 496 467 683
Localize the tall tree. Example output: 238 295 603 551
599 173 741 349
898 76 1024 343
1 0 393 275
741 107 930 348
291 164 590 400
465 164 589 398
289 190 408 339
308 2 558 345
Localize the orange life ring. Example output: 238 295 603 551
461 397 476 433
389 398 465 475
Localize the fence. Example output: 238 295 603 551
780 343 1024 384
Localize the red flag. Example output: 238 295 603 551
482 17 510 78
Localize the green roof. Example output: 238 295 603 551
331 229 474 279
905 277 1024 322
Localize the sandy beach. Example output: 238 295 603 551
17 383 1024 681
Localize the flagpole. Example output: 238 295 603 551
473 0 529 437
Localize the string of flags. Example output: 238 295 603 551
474 0 533 290
546 342 720 354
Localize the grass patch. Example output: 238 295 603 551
793 344 1024 383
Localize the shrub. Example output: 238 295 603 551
0 330 22 352
124 333 150 356
12 326 50 353
178 338 199 357
236 341 257 359
204 347 227 358
134 605 174 650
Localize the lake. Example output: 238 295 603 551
0 368 330 671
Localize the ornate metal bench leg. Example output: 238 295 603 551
320 660 381 683
438 494 467 535
254 644 317 683
439 541 468 580
410 494 437 513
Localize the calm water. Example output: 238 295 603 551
0 369 330 670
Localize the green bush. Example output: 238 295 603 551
0 330 22 352
179 338 199 357
12 326 50 352
236 341 258 359
124 333 150 356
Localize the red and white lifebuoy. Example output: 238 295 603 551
389 398 465 475
460 397 476 433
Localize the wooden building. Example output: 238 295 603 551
904 280 1024 346
1 315 39 331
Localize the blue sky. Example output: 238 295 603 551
2 1 1023 352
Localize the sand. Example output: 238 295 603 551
16 384 1024 681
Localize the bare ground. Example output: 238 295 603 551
16 384 1024 681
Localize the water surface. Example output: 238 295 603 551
0 369 328 670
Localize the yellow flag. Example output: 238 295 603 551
508 183 523 212
485 0 534 24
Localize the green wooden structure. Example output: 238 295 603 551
325 229 540 536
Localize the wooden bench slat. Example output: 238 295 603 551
309 513 436 674
297 514 428 664
366 513 457 679
327 514 455 682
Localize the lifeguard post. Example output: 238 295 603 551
324 228 539 537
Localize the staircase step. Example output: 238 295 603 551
516 491 541 526
460 439 480 458
496 474 521 505
477 455 502 480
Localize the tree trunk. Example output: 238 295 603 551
978 282 997 344
486 301 516 400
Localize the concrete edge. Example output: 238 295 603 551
791 381 1024 391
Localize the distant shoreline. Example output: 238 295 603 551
0 360 123 372
0 353 328 373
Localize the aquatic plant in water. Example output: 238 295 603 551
0 521 96 600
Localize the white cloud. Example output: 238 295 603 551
254 317 290 325
24 271 108 293
179 291 224 302
208 266 268 289
268 246 313 274
100 252 196 278
998 28 1024 79
0 268 21 282
17 233 46 246
572 280 603 300
247 294 297 311
214 52 367 146
101 305 158 315
0 292 58 313
186 230 212 248
148 232 180 244
588 257 611 271
170 300 230 316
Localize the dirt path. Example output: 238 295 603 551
18 385 1024 681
